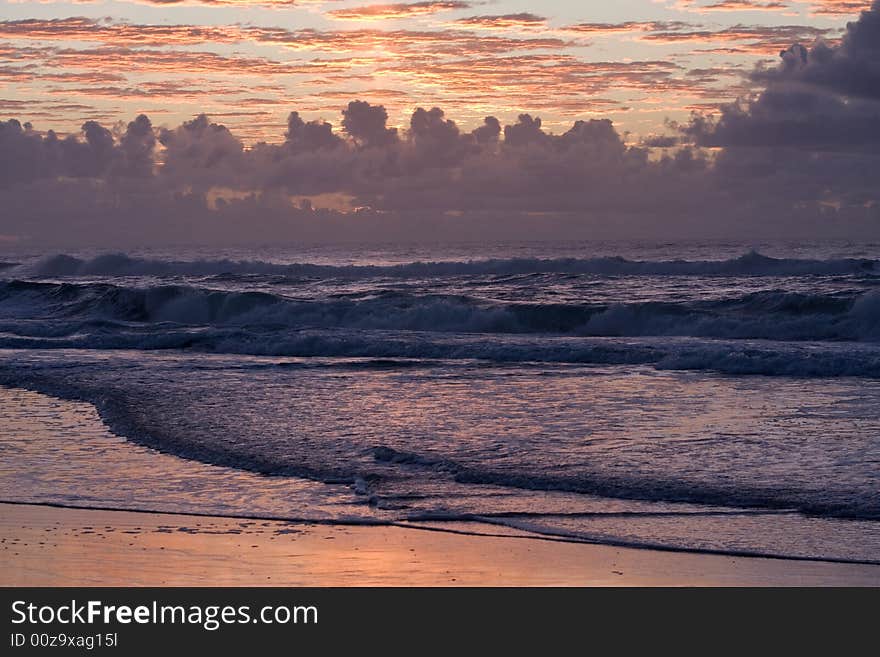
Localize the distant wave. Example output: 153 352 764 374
1 279 878 342
15 250 880 279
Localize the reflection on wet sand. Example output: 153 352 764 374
4 503 880 587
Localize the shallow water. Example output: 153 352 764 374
0 241 878 562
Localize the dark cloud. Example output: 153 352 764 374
668 2 880 236
2 75 879 245
471 116 501 145
0 119 60 186
78 121 116 175
683 86 880 149
158 114 244 189
0 107 702 238
118 114 157 177
503 114 549 147
284 111 344 152
754 2 880 100
0 117 122 186
341 100 399 148
409 106 459 145
641 134 680 148
407 107 466 167
685 1 880 150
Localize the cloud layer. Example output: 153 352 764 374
685 0 880 149
1 1 878 244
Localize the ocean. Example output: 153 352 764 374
1 240 879 564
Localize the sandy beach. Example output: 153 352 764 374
2 374 879 587
2 502 878 587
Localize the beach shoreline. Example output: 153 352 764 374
3 502 879 587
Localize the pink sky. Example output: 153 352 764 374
0 0 868 142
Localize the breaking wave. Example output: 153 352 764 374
17 250 880 279
3 250 880 378
1 279 879 342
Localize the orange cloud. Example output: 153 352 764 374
676 0 872 14
258 28 568 55
674 0 790 11
561 20 835 55
328 2 471 21
44 46 339 77
638 24 835 54
0 18 247 46
793 0 874 14
0 18 567 55
0 14 784 141
9 0 322 6
372 55 690 114
561 21 690 35
452 14 547 30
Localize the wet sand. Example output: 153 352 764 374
2 502 878 586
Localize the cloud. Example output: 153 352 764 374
158 114 245 188
638 24 836 55
285 111 345 151
341 100 399 147
753 2 880 99
666 1 880 231
328 2 472 20
674 0 790 12
408 106 464 164
370 55 684 114
41 46 322 77
12 0 319 6
0 18 247 46
471 116 501 144
0 16 588 138
118 114 157 177
560 19 837 55
502 113 549 147
0 115 161 186
684 0 880 148
683 86 880 148
0 18 568 54
677 0 872 16
3 92 878 246
3 6 880 244
2 15 767 138
561 21 688 35
452 14 547 30
641 134 681 147
794 1 874 16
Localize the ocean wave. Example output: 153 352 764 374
452 469 880 521
369 446 880 520
1 279 878 342
15 250 880 279
3 363 878 521
1 327 880 378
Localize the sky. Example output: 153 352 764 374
1 0 879 244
